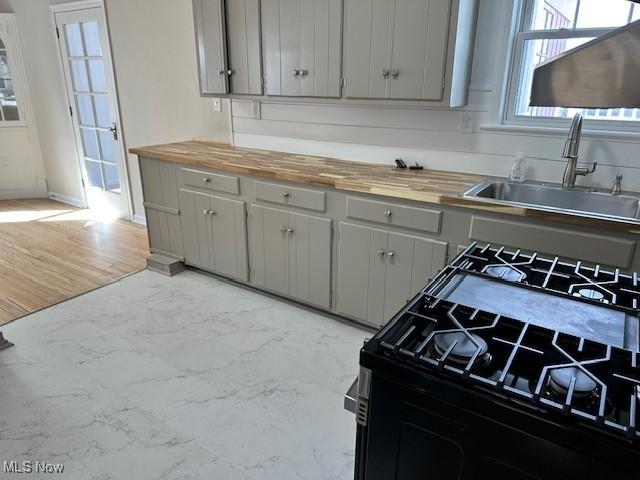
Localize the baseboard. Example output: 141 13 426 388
0 187 47 199
47 191 85 208
132 213 146 225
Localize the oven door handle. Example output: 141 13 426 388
344 377 358 414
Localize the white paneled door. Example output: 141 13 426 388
54 6 129 216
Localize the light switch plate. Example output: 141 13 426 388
212 98 222 112
459 112 474 134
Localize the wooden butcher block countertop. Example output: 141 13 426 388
130 140 640 234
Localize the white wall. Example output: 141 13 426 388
231 0 640 193
0 0 231 218
104 0 231 220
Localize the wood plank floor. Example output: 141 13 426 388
0 198 149 325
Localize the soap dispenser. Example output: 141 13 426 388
509 153 526 183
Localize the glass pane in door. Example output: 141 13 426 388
102 164 120 192
81 21 102 56
80 127 99 159
75 94 95 126
98 130 117 164
85 159 103 187
0 38 20 122
70 60 90 92
93 95 110 127
64 23 84 56
87 59 106 93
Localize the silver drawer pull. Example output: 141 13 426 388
298 69 308 77
382 69 390 79
208 210 216 216
286 228 294 234
388 251 395 258
391 69 399 79
217 70 225 76
203 177 211 183
384 210 392 217
283 192 290 198
203 209 216 216
377 250 385 256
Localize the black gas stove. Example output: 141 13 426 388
353 244 640 480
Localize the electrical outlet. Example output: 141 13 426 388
212 98 222 112
459 112 474 134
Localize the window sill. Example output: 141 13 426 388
480 123 640 142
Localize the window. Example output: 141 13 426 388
505 0 640 129
0 36 20 121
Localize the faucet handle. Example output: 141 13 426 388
611 174 623 195
587 162 597 173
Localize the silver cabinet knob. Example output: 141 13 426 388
382 69 390 79
218 70 225 76
298 69 308 77
203 209 209 216
388 251 395 258
208 210 216 216
286 228 294 234
280 226 287 232
391 69 399 79
292 69 300 77
384 210 392 217
227 69 235 76
377 250 385 256
282 192 290 198
203 177 211 183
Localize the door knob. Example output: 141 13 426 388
388 251 395 258
286 228 294 234
377 250 385 256
227 69 235 76
109 122 118 140
384 210 392 217
298 69 308 77
292 69 300 77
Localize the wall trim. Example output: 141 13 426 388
0 188 47 200
48 191 85 208
132 213 147 225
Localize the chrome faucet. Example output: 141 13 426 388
561 113 597 188
610 174 623 195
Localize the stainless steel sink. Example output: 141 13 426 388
463 180 640 223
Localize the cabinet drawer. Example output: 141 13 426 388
255 181 326 212
346 197 442 234
182 168 240 195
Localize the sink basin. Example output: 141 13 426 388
463 180 640 222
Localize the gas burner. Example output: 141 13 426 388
574 288 608 303
548 367 598 399
484 265 525 282
433 332 490 367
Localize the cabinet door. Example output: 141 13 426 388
180 190 215 270
262 0 342 97
210 195 249 281
287 212 332 309
250 205 288 295
193 0 228 94
344 0 392 98
388 0 451 100
337 223 388 326
384 233 448 319
226 0 263 94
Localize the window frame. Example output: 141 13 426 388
503 0 640 134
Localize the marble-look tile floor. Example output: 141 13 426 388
0 269 369 479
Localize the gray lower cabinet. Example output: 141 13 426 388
140 158 183 258
336 222 448 326
179 189 249 281
251 204 332 308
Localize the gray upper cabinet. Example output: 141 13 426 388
226 0 263 94
344 0 452 100
180 189 249 281
344 0 477 105
251 204 332 308
336 222 447 326
261 0 343 97
193 0 262 95
194 0 227 94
